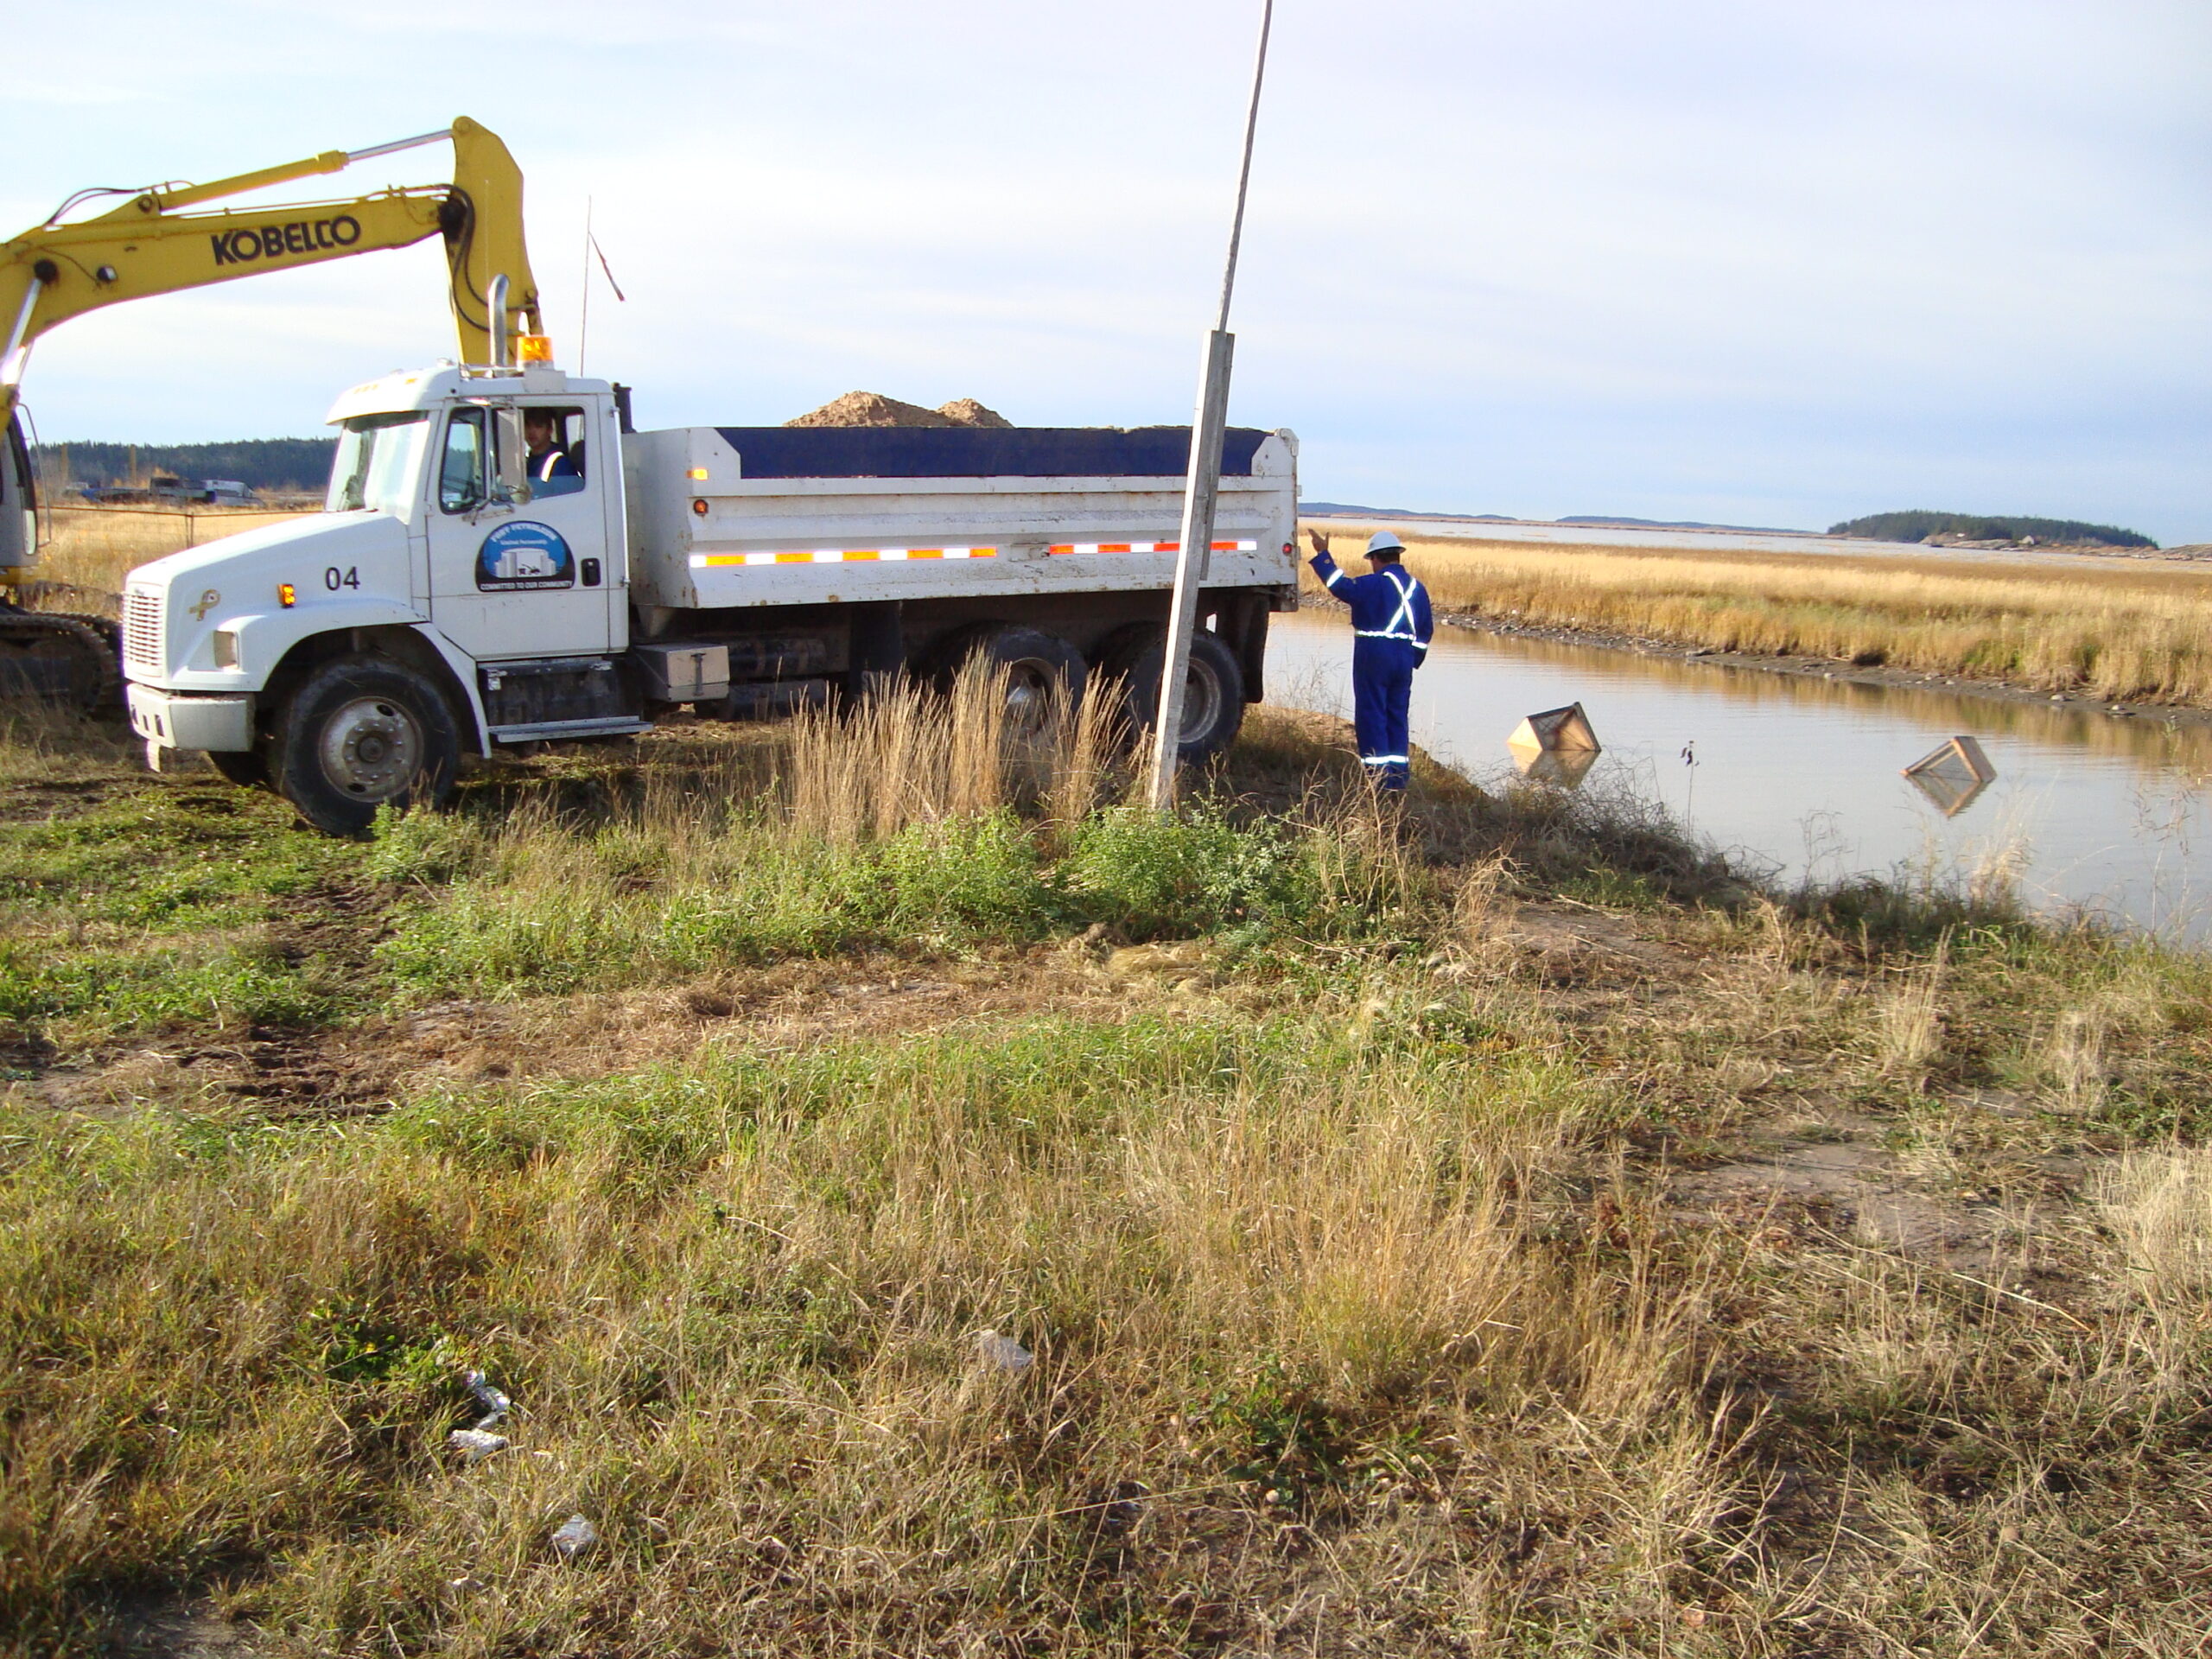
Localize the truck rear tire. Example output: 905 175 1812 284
1109 628 1244 762
272 657 458 836
935 625 1087 735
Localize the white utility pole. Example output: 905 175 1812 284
1146 0 1274 809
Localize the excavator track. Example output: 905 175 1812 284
0 607 123 710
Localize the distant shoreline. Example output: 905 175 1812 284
1300 511 2211 568
1300 503 1811 537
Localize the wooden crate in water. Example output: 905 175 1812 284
1507 702 1601 756
1903 734 1996 817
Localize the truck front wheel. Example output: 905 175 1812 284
272 657 458 836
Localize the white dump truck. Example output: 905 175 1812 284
121 361 1300 832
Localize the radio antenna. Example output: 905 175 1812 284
577 197 593 373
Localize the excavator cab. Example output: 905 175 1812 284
0 408 116 704
1 411 34 577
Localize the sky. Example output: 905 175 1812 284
7 1 2208 543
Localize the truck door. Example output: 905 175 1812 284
424 399 615 662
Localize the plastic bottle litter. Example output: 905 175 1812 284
550 1514 599 1558
463 1370 512 1428
973 1330 1034 1374
448 1428 509 1463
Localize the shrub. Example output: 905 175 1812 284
870 810 1052 938
1061 806 1298 938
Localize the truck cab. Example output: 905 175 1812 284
124 362 636 832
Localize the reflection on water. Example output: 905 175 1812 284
1513 747 1600 789
1268 610 2212 943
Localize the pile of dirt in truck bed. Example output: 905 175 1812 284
785 391 1011 429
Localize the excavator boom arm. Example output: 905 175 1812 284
4 189 454 342
0 117 540 412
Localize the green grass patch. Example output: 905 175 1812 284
0 779 371 1044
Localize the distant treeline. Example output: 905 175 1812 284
35 438 337 495
1831 511 2155 549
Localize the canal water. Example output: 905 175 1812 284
1267 610 2212 944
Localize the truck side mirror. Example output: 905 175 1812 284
491 405 533 507
0 414 33 573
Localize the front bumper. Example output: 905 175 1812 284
126 683 254 752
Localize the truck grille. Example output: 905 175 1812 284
123 588 165 673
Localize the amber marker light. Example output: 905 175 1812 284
517 334 555 364
687 467 709 480
691 499 709 517
278 583 296 607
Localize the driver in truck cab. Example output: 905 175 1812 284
524 410 582 496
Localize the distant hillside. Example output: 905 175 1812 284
1301 503 1803 534
35 438 336 496
1556 514 1804 533
1301 501 1515 523
1832 510 2155 549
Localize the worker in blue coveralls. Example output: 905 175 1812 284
1306 527 1433 791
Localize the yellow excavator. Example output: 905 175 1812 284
0 118 546 705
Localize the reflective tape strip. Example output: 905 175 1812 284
1382 567 1419 635
691 547 997 568
1360 754 1410 765
1352 569 1426 641
1046 539 1256 556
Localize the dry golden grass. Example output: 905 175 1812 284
3 664 2211 1653
25 505 312 613
779 658 1125 842
1306 522 2212 706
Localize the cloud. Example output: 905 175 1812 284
4 0 2205 540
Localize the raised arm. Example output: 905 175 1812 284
1306 526 1351 597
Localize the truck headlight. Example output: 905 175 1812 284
212 628 240 670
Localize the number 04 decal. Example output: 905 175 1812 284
323 566 360 591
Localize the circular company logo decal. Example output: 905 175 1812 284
477 521 575 591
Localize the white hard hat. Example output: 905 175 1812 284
1366 531 1405 556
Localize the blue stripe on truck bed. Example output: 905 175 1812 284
709 427 1271 480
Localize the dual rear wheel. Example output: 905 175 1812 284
935 621 1244 762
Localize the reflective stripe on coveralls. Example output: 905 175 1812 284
1353 567 1423 644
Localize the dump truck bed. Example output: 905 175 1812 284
620 424 1300 613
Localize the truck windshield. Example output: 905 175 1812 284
326 412 429 514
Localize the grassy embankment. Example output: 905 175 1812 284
1305 524 2212 709
2 672 2209 1656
